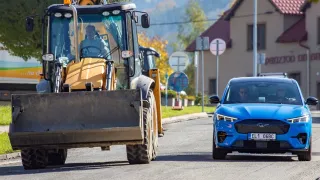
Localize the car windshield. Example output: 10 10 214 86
50 12 126 61
222 80 303 105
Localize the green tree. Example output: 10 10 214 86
172 0 208 96
0 0 61 60
0 0 130 61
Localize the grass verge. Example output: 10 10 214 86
0 133 14 155
0 106 11 126
161 105 215 119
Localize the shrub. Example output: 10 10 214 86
187 96 196 101
195 93 209 105
161 90 177 98
180 94 187 99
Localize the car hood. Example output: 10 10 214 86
216 103 309 120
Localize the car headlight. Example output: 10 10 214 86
287 115 309 123
215 113 237 122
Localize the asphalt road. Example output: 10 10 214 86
2 117 320 180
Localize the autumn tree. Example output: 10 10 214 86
172 0 208 96
138 32 173 84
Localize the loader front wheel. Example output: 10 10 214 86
126 90 157 164
21 149 48 170
48 149 68 166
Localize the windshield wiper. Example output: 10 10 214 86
104 45 119 60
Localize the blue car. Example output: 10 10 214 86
210 77 318 161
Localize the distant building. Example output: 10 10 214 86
186 0 320 100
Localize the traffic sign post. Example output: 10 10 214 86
210 38 226 97
165 72 169 107
194 51 199 95
196 36 209 112
258 53 266 74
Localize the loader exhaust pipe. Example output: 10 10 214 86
70 4 80 63
106 61 113 90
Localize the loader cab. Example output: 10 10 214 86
28 2 150 91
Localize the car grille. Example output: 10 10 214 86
235 119 290 134
232 140 292 149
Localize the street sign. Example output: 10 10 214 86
168 72 189 92
258 53 266 64
196 37 209 51
169 51 189 72
195 36 209 112
210 38 226 56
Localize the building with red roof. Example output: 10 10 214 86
185 0 320 100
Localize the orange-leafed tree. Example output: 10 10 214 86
138 32 173 84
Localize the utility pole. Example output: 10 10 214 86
307 49 310 97
253 0 258 77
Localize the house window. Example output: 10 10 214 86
209 79 216 95
288 72 301 85
247 24 266 50
318 17 320 44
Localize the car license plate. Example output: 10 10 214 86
249 133 276 141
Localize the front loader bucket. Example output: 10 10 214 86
9 89 143 149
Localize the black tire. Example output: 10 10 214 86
48 149 68 166
21 149 48 170
212 131 227 160
298 137 312 161
151 92 158 161
126 90 156 164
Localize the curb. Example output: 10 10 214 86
162 112 210 125
0 152 20 161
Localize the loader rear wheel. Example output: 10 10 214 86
21 149 48 170
48 149 68 166
126 90 158 164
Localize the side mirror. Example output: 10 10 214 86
141 14 150 28
42 54 54 62
42 54 54 81
305 96 318 106
26 17 34 32
209 95 220 104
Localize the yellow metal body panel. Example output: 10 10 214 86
65 58 106 90
148 69 163 135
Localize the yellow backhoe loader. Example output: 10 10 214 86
8 0 163 170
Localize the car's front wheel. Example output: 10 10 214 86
298 137 312 161
212 131 227 160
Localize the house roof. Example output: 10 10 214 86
225 0 305 20
276 17 307 43
185 11 231 52
270 0 305 15
185 0 309 52
300 1 312 12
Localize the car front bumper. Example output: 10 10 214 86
214 119 311 153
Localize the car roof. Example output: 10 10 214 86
229 77 296 84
